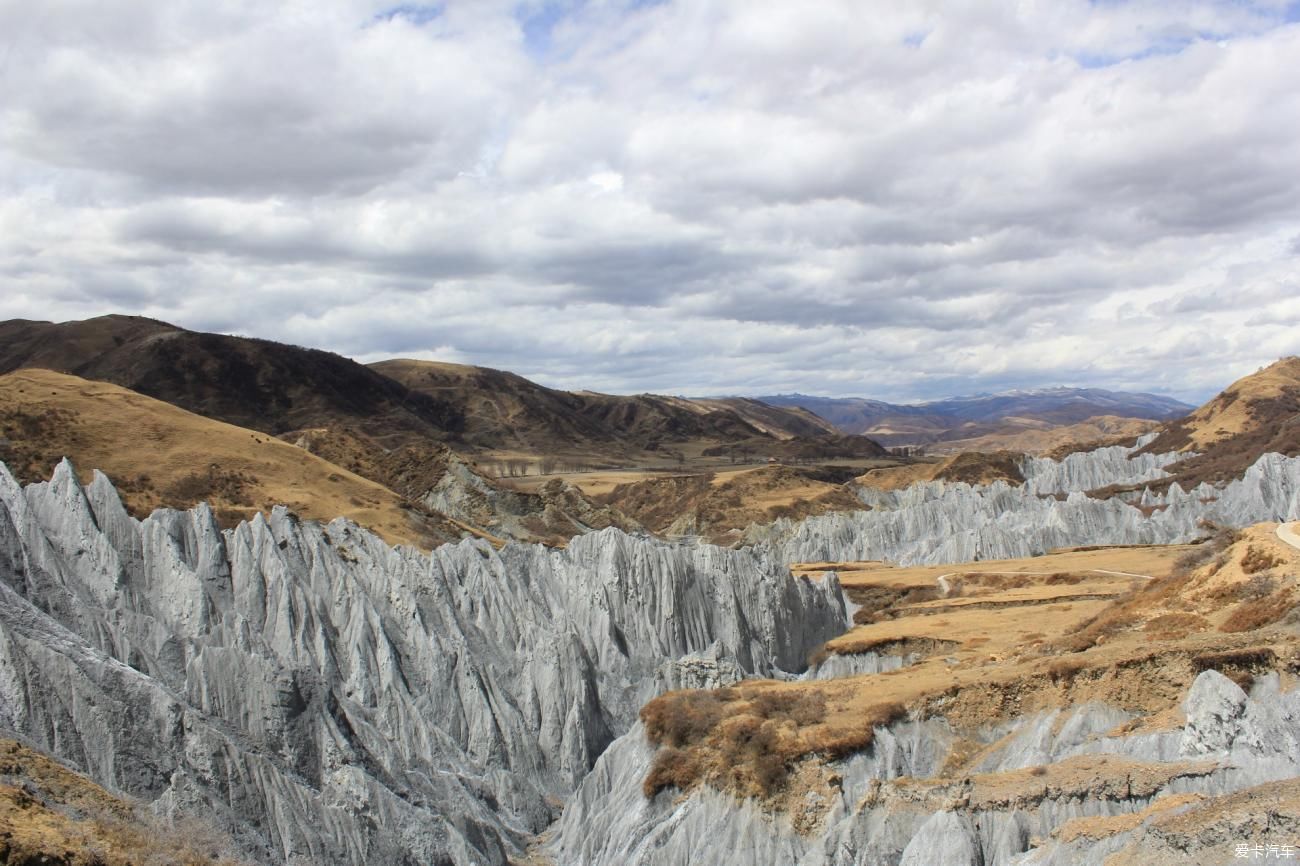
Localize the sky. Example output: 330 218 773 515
1 1 1298 403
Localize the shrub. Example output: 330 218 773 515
1220 590 1294 633
807 701 908 760
1241 546 1283 575
641 686 852 800
1048 658 1086 683
641 689 736 749
641 746 696 798
1143 612 1210 640
749 690 827 726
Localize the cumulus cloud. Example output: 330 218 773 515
1 0 1297 402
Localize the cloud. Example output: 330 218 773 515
0 0 1297 404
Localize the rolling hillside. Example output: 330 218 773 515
372 358 867 461
1139 356 1300 487
0 368 470 548
0 315 465 446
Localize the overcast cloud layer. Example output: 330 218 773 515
2 0 1298 402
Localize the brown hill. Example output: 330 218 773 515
0 368 471 548
857 450 1026 491
686 397 839 439
1139 357 1300 487
0 318 884 474
371 358 866 461
0 316 466 446
598 464 868 544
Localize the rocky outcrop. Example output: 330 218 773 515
421 451 642 544
0 459 845 866
549 670 1300 865
751 452 1300 565
1019 434 1182 495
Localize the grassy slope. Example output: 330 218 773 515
0 368 467 549
1141 356 1300 487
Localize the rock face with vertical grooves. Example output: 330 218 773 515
0 459 846 866
548 671 1300 866
752 448 1300 566
1018 433 1181 495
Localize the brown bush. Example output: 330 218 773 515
899 586 941 606
1053 605 1143 653
1173 525 1242 576
641 686 879 800
641 746 697 798
1241 546 1283 574
1044 572 1086 585
1220 590 1295 633
160 465 254 508
749 690 828 726
807 701 909 760
1193 647 1276 672
1143 612 1210 641
1173 547 1212 576
641 688 738 749
1048 658 1087 683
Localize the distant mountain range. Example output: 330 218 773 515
759 387 1194 447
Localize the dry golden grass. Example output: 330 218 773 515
598 464 865 541
1054 792 1206 843
857 451 1024 491
0 368 456 548
1177 357 1300 449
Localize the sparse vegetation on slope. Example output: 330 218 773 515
0 368 467 547
371 357 855 462
0 739 248 866
599 464 873 542
638 531 1299 806
857 450 1026 491
1138 356 1300 488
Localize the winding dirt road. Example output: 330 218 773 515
1277 521 1300 552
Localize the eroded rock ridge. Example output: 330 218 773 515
754 445 1300 565
0 459 845 865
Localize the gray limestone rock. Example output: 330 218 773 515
549 670 1300 866
0 459 846 866
1181 670 1252 756
899 811 983 866
751 451 1300 566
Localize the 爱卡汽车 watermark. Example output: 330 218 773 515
1237 843 1299 859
